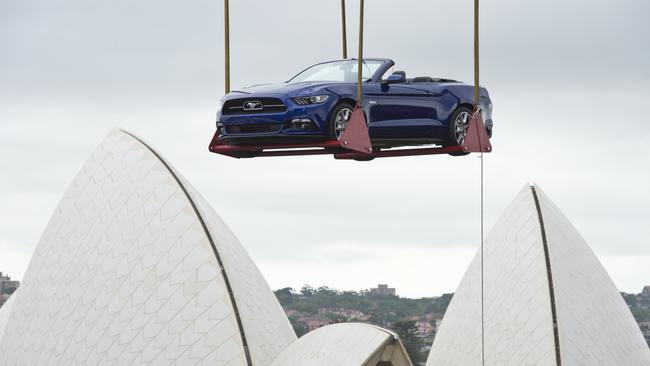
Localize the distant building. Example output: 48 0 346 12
318 307 370 321
0 272 20 300
643 286 650 297
434 318 443 331
370 284 396 296
302 316 332 331
415 321 435 336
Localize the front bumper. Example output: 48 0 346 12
217 95 337 144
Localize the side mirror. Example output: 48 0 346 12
385 72 406 84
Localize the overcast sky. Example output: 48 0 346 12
1 0 648 297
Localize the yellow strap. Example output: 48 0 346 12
341 0 348 59
356 0 364 105
224 0 230 94
474 0 480 106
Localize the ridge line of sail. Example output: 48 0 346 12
120 129 253 366
531 185 562 366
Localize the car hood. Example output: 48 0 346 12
229 81 346 97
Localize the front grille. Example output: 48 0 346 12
226 124 283 134
222 97 287 115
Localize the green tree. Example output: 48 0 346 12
301 284 315 297
290 319 307 337
391 320 424 363
622 293 638 307
631 308 650 322
275 287 295 307
316 286 338 296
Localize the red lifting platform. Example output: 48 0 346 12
209 107 491 160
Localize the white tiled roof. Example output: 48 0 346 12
536 185 650 365
270 322 412 366
426 184 650 366
0 293 16 345
0 130 295 365
180 177 296 365
426 186 556 365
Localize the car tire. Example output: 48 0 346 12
447 106 473 156
329 102 356 140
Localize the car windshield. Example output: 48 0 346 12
288 60 384 83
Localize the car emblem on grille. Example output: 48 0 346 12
243 100 263 111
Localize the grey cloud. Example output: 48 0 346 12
2 0 648 99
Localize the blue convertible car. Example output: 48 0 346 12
215 58 493 151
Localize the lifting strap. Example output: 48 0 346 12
224 0 230 94
474 0 480 105
475 0 486 365
356 0 364 105
223 1 352 94
341 0 348 59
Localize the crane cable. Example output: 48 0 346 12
474 0 486 364
224 0 349 92
224 0 230 94
354 3 485 364
341 0 348 59
356 0 364 105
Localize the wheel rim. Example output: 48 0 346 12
454 111 471 145
334 107 353 139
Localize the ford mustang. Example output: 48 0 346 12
215 58 493 153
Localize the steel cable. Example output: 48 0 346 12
474 0 486 364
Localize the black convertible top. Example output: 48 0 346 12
410 76 458 83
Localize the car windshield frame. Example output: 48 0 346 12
287 59 387 84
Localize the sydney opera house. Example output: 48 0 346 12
0 130 648 365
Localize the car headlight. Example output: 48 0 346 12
292 95 329 105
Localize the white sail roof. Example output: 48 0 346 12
0 130 295 365
270 322 412 366
0 293 16 345
426 184 650 366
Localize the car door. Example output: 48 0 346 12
364 82 441 139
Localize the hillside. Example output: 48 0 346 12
274 285 451 364
276 285 650 364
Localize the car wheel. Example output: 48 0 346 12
329 102 355 140
447 106 473 156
